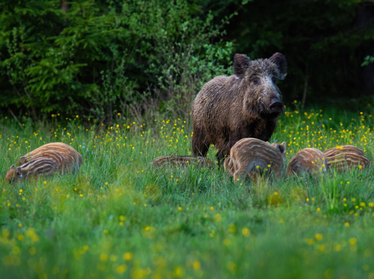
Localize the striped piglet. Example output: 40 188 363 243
323 145 370 172
18 142 83 173
153 155 213 168
224 138 286 182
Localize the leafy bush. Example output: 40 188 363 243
0 0 234 121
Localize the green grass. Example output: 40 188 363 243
1 104 374 279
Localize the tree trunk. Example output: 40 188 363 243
62 0 71 13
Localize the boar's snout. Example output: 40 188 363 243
269 99 283 113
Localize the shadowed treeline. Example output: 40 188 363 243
0 0 373 122
204 0 374 104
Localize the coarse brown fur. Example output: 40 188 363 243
18 142 83 173
224 138 286 182
323 145 370 172
153 156 213 169
287 148 328 176
5 158 59 184
192 52 287 163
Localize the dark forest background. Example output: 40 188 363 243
1 0 374 122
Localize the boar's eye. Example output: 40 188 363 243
272 77 277 83
252 78 260 86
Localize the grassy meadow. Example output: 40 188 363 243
1 103 374 279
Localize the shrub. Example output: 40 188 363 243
0 0 234 121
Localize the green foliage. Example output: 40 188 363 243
0 0 233 121
3 0 372 121
1 106 374 278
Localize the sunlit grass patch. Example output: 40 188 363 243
1 106 374 278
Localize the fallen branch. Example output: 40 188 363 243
8 108 24 129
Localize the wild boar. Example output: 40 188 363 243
192 52 287 163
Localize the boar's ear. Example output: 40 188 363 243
10 165 15 170
269 52 287 80
233 54 251 78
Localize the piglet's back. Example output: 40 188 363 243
287 148 327 176
229 138 286 181
20 142 83 172
231 138 285 169
22 158 59 176
153 156 213 169
323 145 370 171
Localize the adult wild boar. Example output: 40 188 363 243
192 52 287 163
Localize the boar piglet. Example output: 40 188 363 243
224 138 286 182
153 155 213 169
323 145 370 172
18 142 83 172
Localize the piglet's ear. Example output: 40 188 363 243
16 167 22 176
269 52 287 80
281 141 287 152
233 53 251 78
19 156 27 165
278 142 287 154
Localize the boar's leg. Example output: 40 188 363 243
192 127 209 157
261 120 278 141
216 135 240 166
216 142 231 166
216 150 226 166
